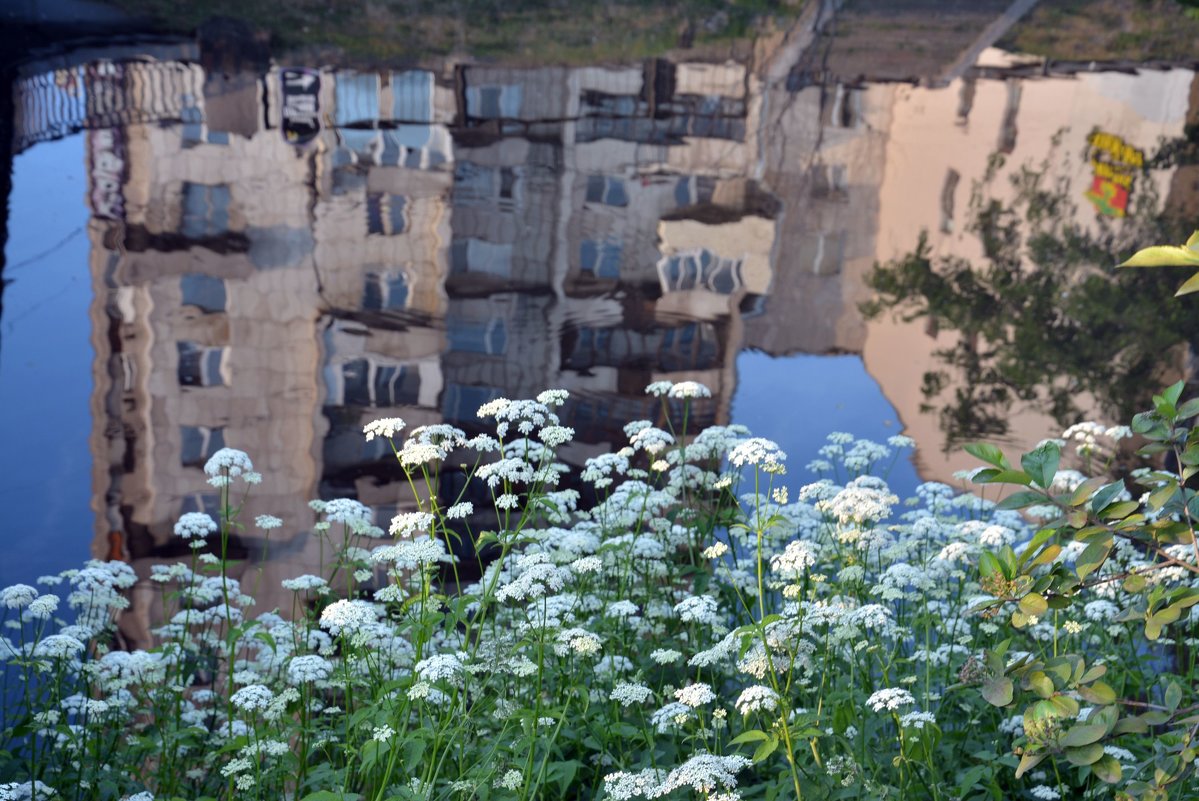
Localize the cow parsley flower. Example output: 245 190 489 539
363 417 405 442
899 710 936 729
669 381 711 399
866 687 915 712
287 655 333 685
495 770 522 791
255 515 282 530
1 585 38 609
610 681 653 707
282 575 328 593
1029 787 1060 800
734 685 779 715
318 599 378 635
651 649 682 665
26 594 58 620
174 513 217 540
446 501 473 520
675 682 716 708
230 684 273 712
204 448 253 480
654 754 754 796
728 438 787 473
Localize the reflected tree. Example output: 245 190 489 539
862 142 1199 450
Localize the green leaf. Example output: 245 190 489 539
1021 442 1062 489
1177 398 1199 419
1089 480 1126 514
1164 681 1182 712
1014 751 1047 779
1028 672 1054 699
1119 245 1199 268
1077 681 1116 706
1066 742 1105 766
978 551 1003 582
1091 754 1123 784
981 676 1014 707
997 490 1049 511
1019 593 1048 617
1075 538 1112 581
753 733 780 763
1186 229 1199 250
1175 270 1199 296
1162 380 1186 407
729 729 771 745
1061 723 1106 747
1097 500 1139 520
965 442 1009 468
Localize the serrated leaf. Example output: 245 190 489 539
1030 544 1062 567
981 676 1014 707
1119 245 1199 268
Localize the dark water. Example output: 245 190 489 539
2 4 1198 627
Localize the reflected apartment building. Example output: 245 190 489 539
59 49 783 634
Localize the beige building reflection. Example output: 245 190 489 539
28 34 1194 641
68 51 782 642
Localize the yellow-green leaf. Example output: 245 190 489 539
1175 271 1199 296
1119 245 1199 268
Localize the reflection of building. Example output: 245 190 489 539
60 46 791 640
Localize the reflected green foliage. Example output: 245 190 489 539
99 0 803 65
862 146 1199 449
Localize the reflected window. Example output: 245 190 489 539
466 85 522 119
333 358 421 407
335 72 381 126
657 249 742 294
362 270 409 310
181 102 203 147
794 230 846 276
448 316 508 355
811 163 848 200
180 273 226 313
580 239 622 279
450 238 513 278
181 493 222 520
177 341 228 387
180 182 231 238
585 175 629 207
442 383 501 423
675 176 696 207
180 425 225 467
391 70 434 123
366 193 407 236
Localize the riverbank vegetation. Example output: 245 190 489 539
2 378 1198 800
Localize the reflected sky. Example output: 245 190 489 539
0 134 94 587
731 350 921 502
